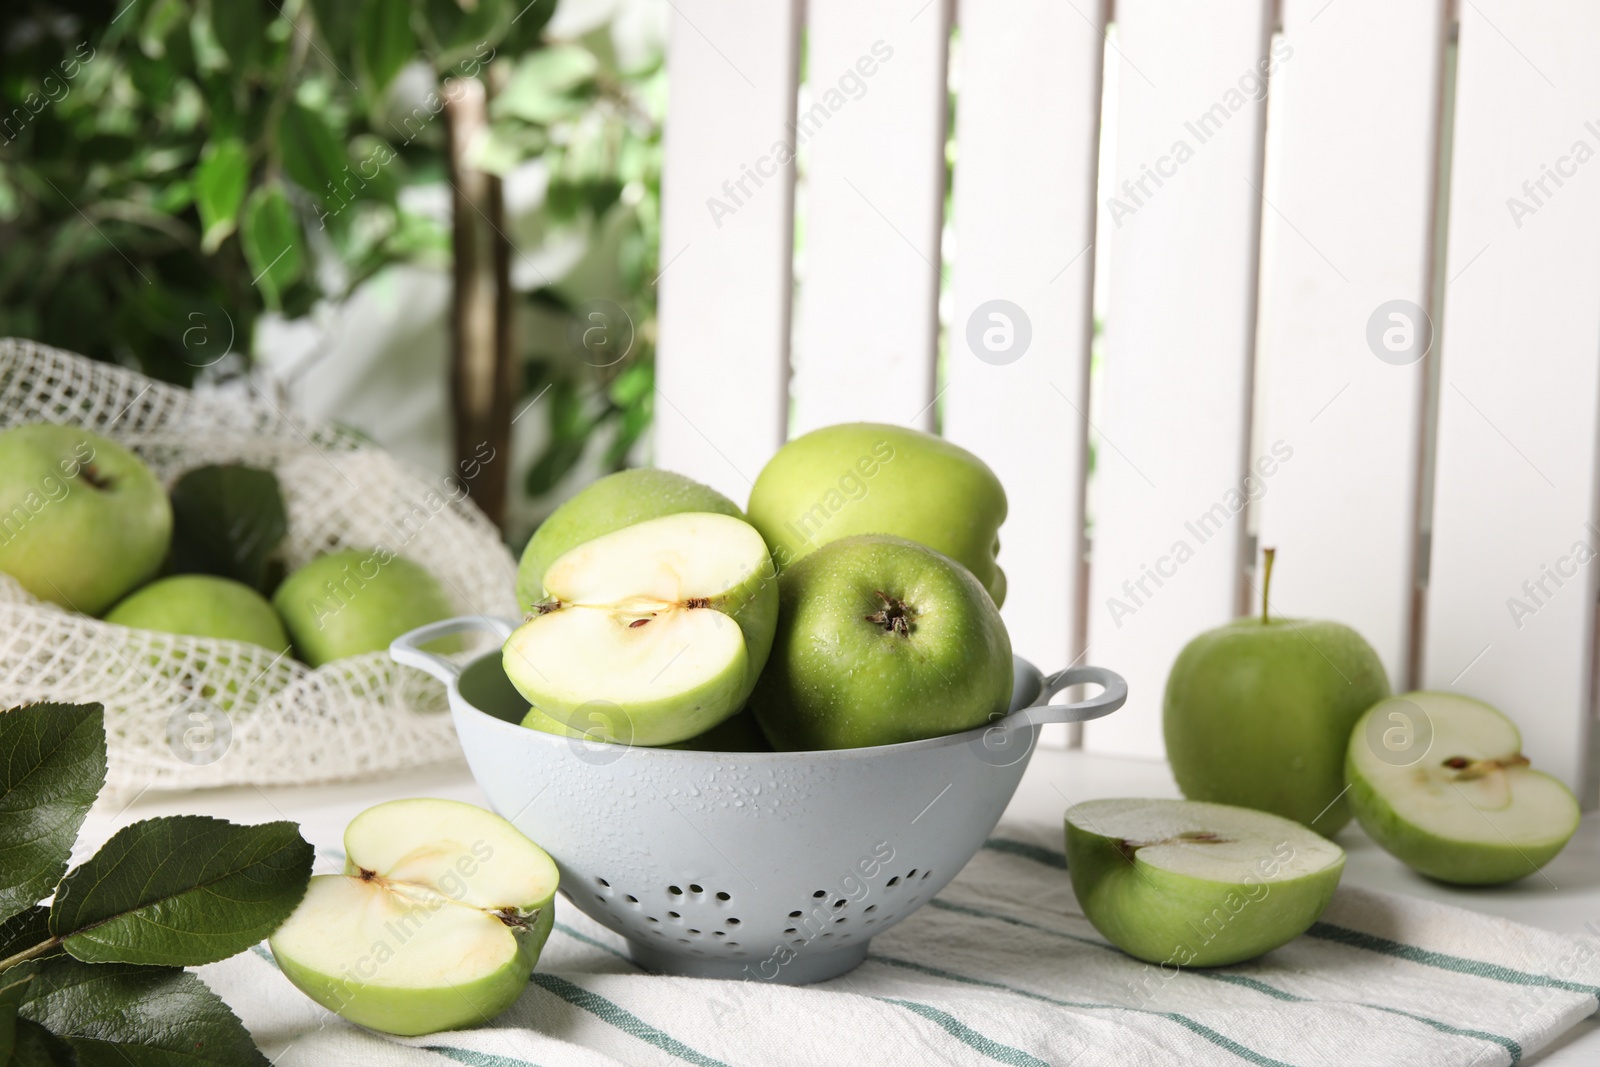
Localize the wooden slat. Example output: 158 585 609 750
654 1 801 501
789 0 950 434
943 0 1103 701
1424 0 1600 799
1253 0 1447 689
1082 0 1273 757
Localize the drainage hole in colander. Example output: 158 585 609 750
887 877 900 887
835 917 846 924
688 929 701 935
625 895 638 904
651 929 664 936
646 916 658 923
668 911 680 919
864 905 877 913
831 899 846 909
595 895 606 904
690 884 704 893
821 932 834 939
597 877 610 887
784 927 796 934
922 870 931 880
726 918 740 926
727 941 739 947
791 939 804 946
716 892 731 901
714 931 727 937
789 910 802 918
669 885 683 895
678 938 690 944
812 889 826 899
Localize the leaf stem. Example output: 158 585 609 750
1261 546 1277 624
0 936 63 975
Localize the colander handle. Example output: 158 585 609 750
1012 664 1128 728
389 614 519 683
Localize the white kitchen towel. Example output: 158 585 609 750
208 819 1600 1067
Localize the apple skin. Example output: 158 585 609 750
751 534 1012 751
516 469 742 611
273 549 456 667
1345 692 1580 885
746 422 1008 606
1065 799 1345 967
0 423 172 615
105 574 290 653
1163 617 1389 833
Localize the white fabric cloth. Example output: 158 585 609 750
208 818 1600 1067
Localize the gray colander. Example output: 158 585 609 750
391 615 1126 985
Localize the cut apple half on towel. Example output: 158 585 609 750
269 799 559 1036
502 511 778 746
1065 798 1345 967
1347 692 1579 885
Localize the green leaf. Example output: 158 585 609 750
240 185 305 308
209 0 266 70
308 0 359 56
50 816 312 968
525 437 586 497
495 46 599 124
0 964 34 1064
358 0 416 97
0 908 52 962
277 102 347 201
9 1018 74 1067
21 959 268 1066
166 465 289 592
0 704 106 928
195 138 249 253
425 0 511 69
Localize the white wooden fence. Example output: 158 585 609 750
652 0 1600 804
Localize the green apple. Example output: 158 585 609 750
105 574 290 653
746 422 1008 606
1065 798 1345 967
665 710 772 752
503 511 778 745
516 468 742 612
1163 550 1389 833
1346 692 1580 885
0 423 172 615
273 548 456 667
751 534 1012 751
269 798 559 1036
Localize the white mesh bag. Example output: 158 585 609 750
0 339 518 794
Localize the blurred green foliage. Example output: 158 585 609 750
0 0 662 510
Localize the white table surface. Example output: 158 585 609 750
79 747 1600 1065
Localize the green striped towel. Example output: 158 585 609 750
215 819 1600 1066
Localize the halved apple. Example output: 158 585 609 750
268 798 559 1036
1346 692 1579 885
1065 798 1345 967
502 511 778 746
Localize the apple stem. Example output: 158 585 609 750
1260 547 1277 624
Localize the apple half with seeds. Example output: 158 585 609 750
1065 798 1345 967
269 798 559 1036
502 511 778 746
1346 692 1580 885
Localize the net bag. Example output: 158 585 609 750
0 339 518 794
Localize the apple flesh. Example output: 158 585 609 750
516 468 742 612
751 534 1012 751
746 422 1008 606
503 512 777 746
0 423 172 615
269 798 559 1036
273 549 456 667
1065 798 1345 967
105 574 290 653
1346 692 1580 885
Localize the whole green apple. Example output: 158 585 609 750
1163 551 1389 833
746 422 1008 606
1065 798 1345 967
0 423 172 615
106 574 290 653
273 549 456 667
503 512 778 745
270 798 559 1036
752 534 1012 750
1347 692 1579 885
516 468 742 611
